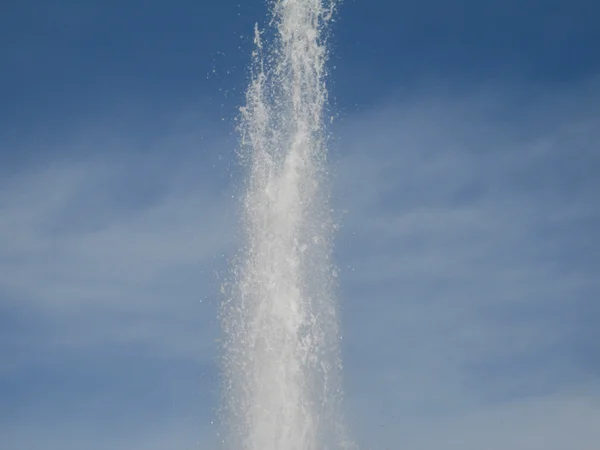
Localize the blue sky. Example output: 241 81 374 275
1 1 599 449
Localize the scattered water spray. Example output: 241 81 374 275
220 1 352 449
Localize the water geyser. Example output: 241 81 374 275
220 0 352 449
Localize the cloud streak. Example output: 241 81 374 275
332 78 600 449
1 78 599 449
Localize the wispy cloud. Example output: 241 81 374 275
332 78 600 448
0 130 232 448
1 78 598 449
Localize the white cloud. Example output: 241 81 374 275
1 414 218 450
0 150 236 373
332 79 600 448
1 78 599 449
348 388 600 450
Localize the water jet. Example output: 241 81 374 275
220 1 351 449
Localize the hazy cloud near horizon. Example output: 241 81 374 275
1 75 599 449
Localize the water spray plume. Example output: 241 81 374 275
220 0 353 449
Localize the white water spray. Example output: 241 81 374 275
221 1 352 449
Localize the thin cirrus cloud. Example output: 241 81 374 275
1 76 599 449
0 150 235 357
0 124 233 449
333 78 599 449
